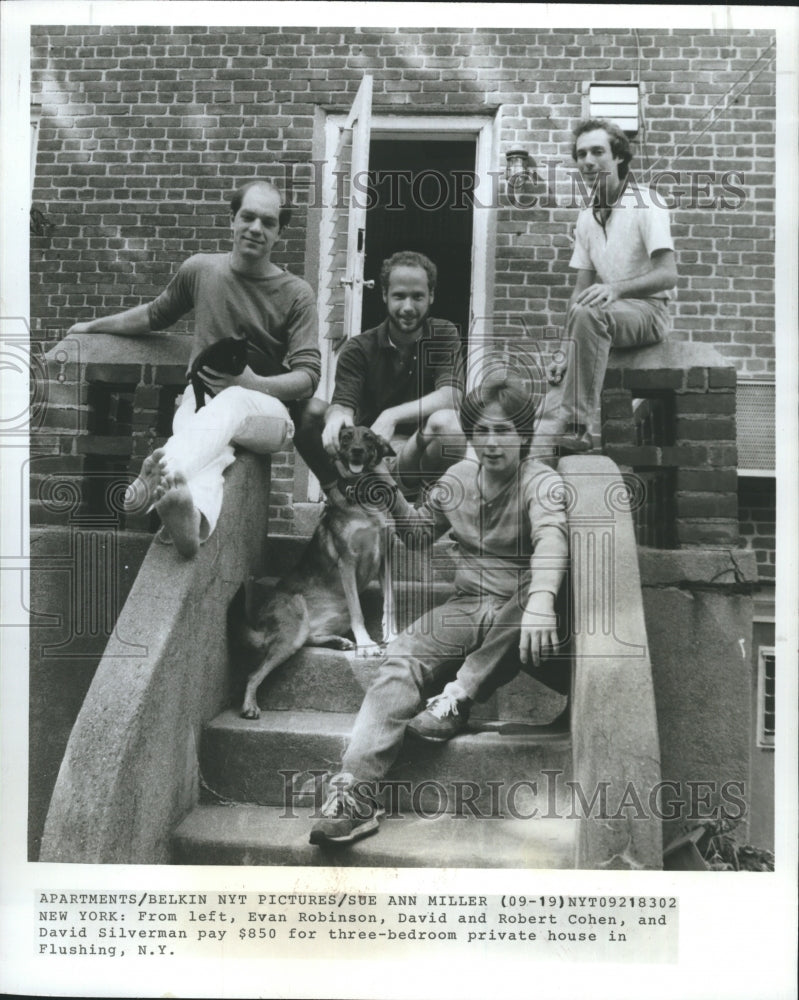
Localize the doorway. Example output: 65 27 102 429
307 105 497 501
361 138 477 345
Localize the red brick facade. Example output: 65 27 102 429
30 26 776 531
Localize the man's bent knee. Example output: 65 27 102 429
422 408 462 438
292 396 329 434
566 302 611 338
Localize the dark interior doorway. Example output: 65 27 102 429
362 138 476 346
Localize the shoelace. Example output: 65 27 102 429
320 782 367 819
426 694 459 720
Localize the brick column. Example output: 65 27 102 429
602 342 739 549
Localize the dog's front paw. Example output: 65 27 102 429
328 636 356 650
240 702 261 720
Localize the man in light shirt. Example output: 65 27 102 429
542 118 678 455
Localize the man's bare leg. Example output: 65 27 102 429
154 471 202 558
123 447 167 512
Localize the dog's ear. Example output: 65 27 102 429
375 434 396 458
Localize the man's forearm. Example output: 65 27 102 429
253 368 315 401
528 528 569 599
611 265 676 299
379 477 440 548
71 303 154 336
572 254 676 309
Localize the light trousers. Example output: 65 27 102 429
341 588 569 783
161 386 294 539
538 298 670 441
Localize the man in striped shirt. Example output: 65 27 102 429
67 180 326 556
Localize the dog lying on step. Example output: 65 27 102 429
236 425 397 720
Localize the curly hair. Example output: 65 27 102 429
229 180 292 231
379 251 437 294
572 118 633 181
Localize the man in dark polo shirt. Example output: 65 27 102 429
322 251 466 495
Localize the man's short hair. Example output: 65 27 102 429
230 180 292 230
572 118 633 180
459 369 543 449
379 251 437 294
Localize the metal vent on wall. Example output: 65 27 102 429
737 381 775 475
587 83 640 134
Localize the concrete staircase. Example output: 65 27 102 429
41 451 662 868
172 532 578 868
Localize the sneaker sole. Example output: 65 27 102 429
309 816 380 846
406 722 468 743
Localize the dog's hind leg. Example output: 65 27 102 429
241 612 311 720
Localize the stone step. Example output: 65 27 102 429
238 538 570 724
199 709 572 813
235 643 568 723
172 803 577 868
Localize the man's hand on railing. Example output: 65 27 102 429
519 591 559 667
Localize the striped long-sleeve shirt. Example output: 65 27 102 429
388 457 569 601
147 253 321 394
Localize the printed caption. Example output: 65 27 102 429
36 891 678 962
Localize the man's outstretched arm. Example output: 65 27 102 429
67 303 154 337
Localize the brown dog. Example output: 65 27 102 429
237 425 397 719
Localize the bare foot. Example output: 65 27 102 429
124 449 167 512
155 471 201 558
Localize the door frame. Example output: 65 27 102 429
315 111 499 402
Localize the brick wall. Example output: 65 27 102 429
738 477 776 581
30 25 776 526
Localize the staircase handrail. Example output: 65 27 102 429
559 454 663 870
39 453 271 864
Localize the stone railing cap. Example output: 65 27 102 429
45 332 192 368
607 341 731 371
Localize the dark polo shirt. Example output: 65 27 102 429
331 318 464 428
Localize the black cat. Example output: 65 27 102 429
190 337 248 411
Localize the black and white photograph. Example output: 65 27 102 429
1 2 797 998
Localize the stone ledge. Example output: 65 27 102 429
46 332 191 385
606 340 730 372
39 451 271 864
638 547 758 588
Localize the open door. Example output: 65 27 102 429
319 74 373 400
309 87 498 501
